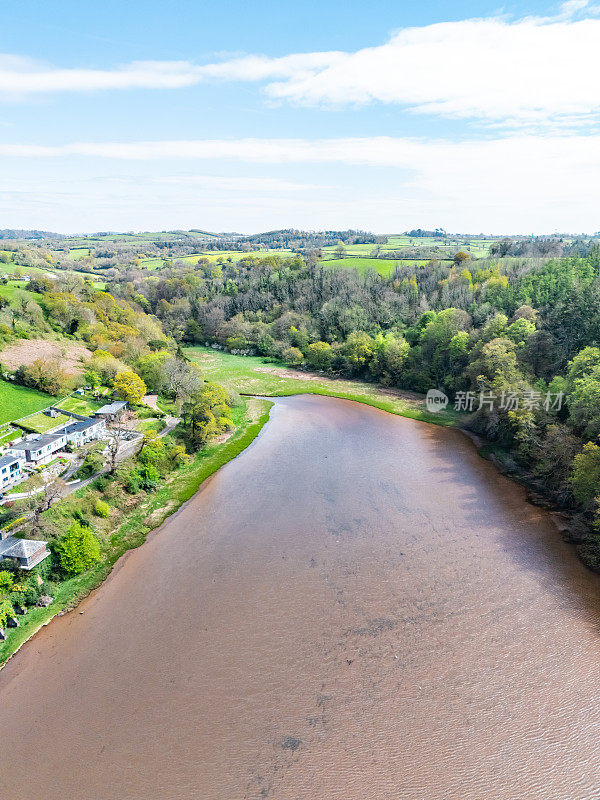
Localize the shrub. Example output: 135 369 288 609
53 523 101 575
94 499 110 518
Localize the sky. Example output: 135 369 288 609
1 0 599 235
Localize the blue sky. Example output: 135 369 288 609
1 0 599 234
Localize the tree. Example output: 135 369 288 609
29 476 67 531
112 370 147 405
453 251 470 265
135 351 169 393
53 522 101 575
84 368 102 394
305 341 333 371
163 357 202 414
571 443 600 507
182 382 232 451
15 358 69 396
282 346 304 366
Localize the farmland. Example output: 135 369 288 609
0 379 54 425
0 338 91 374
138 248 294 270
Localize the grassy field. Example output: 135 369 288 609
139 248 294 270
321 257 399 275
65 248 91 260
56 395 102 416
186 347 463 427
0 380 55 425
0 281 43 301
15 409 70 433
321 257 453 275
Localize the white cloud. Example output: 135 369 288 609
2 5 600 126
2 133 600 232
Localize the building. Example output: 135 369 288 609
95 400 127 420
9 432 67 465
0 534 50 570
64 416 106 447
0 455 24 491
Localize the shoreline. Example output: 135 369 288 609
0 398 274 670
2 386 594 670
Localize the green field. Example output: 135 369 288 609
0 280 43 301
65 247 91 260
321 257 452 275
186 347 463 427
322 257 400 275
139 248 294 270
319 235 498 265
56 395 102 416
0 380 55 425
16 409 71 433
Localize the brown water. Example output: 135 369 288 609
1 395 600 799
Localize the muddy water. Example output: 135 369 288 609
1 395 600 800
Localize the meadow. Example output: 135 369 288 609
321 257 452 275
186 346 464 427
0 380 54 426
138 249 294 270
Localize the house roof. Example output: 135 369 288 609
0 536 50 569
95 400 127 415
24 432 66 452
0 535 48 559
65 417 104 434
0 455 20 469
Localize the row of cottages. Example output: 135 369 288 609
6 416 107 467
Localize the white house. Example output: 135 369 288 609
95 400 127 420
10 432 67 465
0 454 24 491
64 417 106 447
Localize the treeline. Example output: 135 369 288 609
205 229 383 251
111 249 600 567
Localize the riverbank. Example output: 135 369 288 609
0 397 273 668
185 346 465 427
3 393 600 800
187 347 600 573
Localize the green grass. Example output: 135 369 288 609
0 425 20 446
15 409 70 433
186 347 463 427
56 395 102 416
320 257 450 275
0 380 55 425
139 249 294 270
0 281 43 301
0 397 273 668
322 257 400 275
65 248 90 260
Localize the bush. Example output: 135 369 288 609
53 523 101 575
94 499 110 518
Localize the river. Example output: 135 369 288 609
1 395 600 799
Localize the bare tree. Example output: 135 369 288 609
163 357 201 415
105 410 140 473
29 475 68 530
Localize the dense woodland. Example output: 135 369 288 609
4 232 600 569
106 246 600 567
